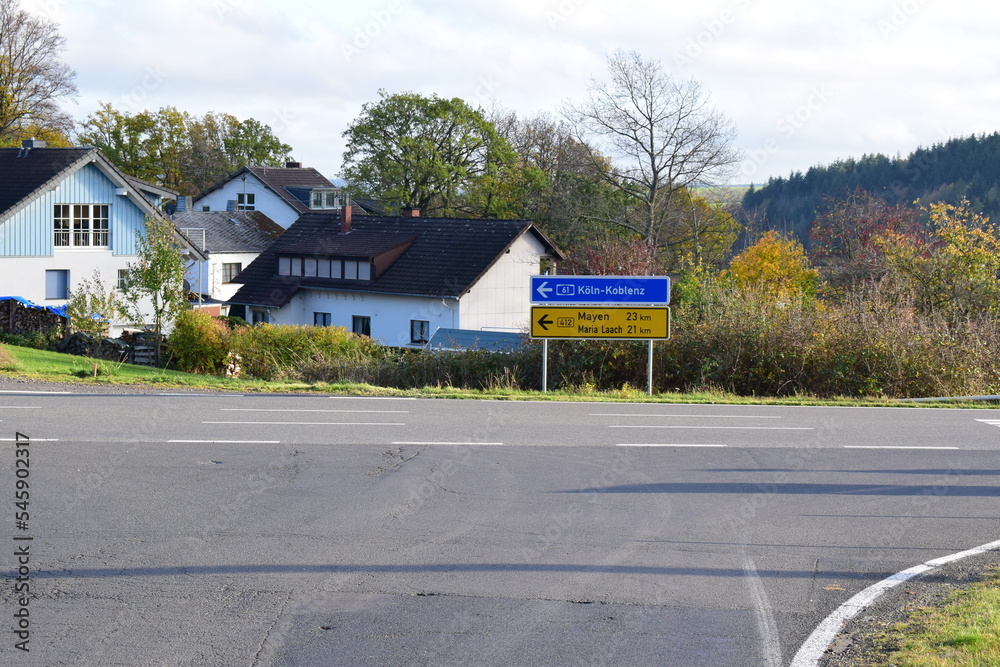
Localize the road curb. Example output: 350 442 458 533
790 538 1000 666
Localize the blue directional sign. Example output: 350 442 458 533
530 275 670 305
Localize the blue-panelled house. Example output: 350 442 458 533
0 140 204 333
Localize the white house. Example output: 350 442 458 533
171 210 284 308
0 141 205 334
191 163 354 229
228 207 562 347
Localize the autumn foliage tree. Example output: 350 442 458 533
560 232 662 276
809 187 923 292
878 199 1000 319
725 231 819 298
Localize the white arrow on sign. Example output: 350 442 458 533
535 281 553 299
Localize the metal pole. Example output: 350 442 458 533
647 339 654 396
542 339 549 393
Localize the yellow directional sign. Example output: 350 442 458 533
530 306 670 340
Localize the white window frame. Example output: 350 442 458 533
237 193 255 211
54 204 110 248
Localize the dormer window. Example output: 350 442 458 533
310 190 343 210
278 254 372 281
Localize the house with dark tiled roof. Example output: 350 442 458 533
0 140 206 333
228 207 562 346
191 163 375 228
170 210 284 304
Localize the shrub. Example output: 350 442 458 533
228 324 381 380
0 328 62 351
168 310 232 375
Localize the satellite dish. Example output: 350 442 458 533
164 202 177 215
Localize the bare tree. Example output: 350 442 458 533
0 0 77 144
563 50 741 248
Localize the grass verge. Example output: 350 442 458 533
860 568 1000 666
1 342 998 407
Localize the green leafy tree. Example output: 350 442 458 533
491 110 630 247
341 90 518 217
65 270 123 338
120 216 189 365
77 104 293 192
658 188 741 269
0 0 77 145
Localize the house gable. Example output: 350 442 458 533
1 158 153 257
192 165 346 228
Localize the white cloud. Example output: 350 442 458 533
15 0 1000 186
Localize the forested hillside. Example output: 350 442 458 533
741 132 1000 246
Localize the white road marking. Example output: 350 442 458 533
609 425 814 430
158 393 245 397
594 413 781 419
331 396 417 400
219 408 408 413
791 538 1000 667
0 406 41 409
0 390 71 394
844 446 959 450
744 556 783 667
616 443 728 448
976 419 1000 427
168 440 280 444
203 421 406 426
0 438 59 441
392 441 504 446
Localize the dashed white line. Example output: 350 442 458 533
0 438 59 442
219 409 408 414
609 425 814 430
168 440 280 444
392 441 504 446
616 443 728 448
0 406 41 409
844 446 959 450
0 390 71 394
594 413 781 419
203 421 406 426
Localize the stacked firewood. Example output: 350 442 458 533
56 333 130 362
0 300 66 335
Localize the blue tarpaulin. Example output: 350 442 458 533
0 296 68 318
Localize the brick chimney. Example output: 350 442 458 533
401 207 420 218
340 204 352 234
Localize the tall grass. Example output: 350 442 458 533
163 283 1000 399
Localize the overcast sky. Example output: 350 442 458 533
20 0 1000 190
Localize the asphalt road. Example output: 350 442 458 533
1 383 999 666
